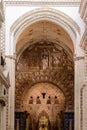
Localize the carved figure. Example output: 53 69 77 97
42 56 48 70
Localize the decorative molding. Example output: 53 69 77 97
84 50 87 81
5 55 16 60
11 8 80 34
0 71 10 88
74 56 84 61
80 84 86 130
0 1 5 54
6 90 8 130
80 29 87 50
4 0 81 7
0 0 5 25
15 42 74 111
15 72 73 111
0 22 6 54
10 8 80 55
79 0 87 24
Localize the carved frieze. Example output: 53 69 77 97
5 0 81 6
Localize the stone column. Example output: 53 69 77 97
16 119 19 130
0 104 2 130
81 84 87 130
0 103 6 130
69 119 72 130
1 105 6 130
74 56 84 130
6 56 15 130
0 21 5 55
80 50 87 130
10 58 15 130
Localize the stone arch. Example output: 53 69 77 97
80 29 87 102
10 8 80 55
17 40 73 64
38 111 50 129
80 29 87 50
15 39 74 111
15 78 73 111
80 30 87 130
13 8 75 130
80 84 86 130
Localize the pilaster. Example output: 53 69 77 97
6 56 15 130
74 55 84 130
0 104 2 130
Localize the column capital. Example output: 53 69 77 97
74 56 84 61
5 55 16 61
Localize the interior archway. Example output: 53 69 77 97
22 83 65 117
16 20 74 57
15 20 74 130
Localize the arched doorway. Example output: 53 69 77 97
15 21 74 130
20 83 66 130
38 111 49 130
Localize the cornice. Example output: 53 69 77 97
74 56 84 61
4 0 81 7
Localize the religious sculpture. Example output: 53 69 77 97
39 116 48 130
42 56 48 70
52 56 60 67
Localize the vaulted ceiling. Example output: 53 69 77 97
16 21 74 58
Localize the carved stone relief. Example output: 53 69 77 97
21 83 66 123
15 41 74 112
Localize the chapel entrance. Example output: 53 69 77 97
15 21 74 130
38 115 49 130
